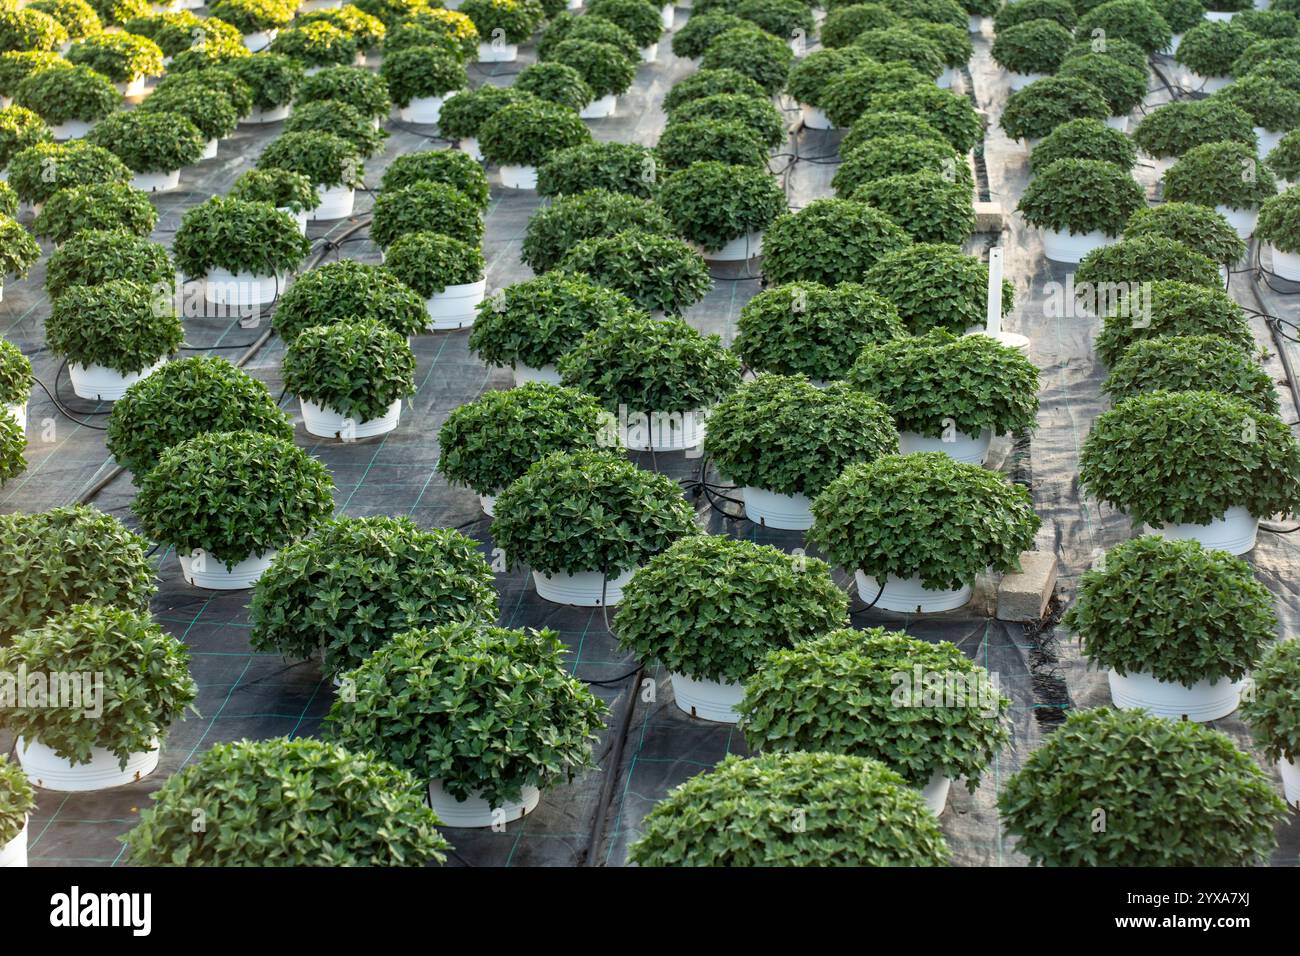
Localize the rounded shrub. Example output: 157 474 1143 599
33 182 155 245
657 160 786 252
762 198 912 286
522 188 671 273
1029 117 1137 171
8 140 130 205
1164 139 1277 210
994 0 1077 30
1240 640 1300 767
991 18 1074 76
44 228 172 299
478 97 590 169
784 48 872 108
229 167 319 214
270 22 360 69
556 229 712 314
1057 51 1147 115
865 243 1014 334
1000 75 1109 140
13 63 117 127
544 39 635 99
655 118 767 171
536 141 658 199
369 180 482 249
256 130 364 189
1096 279 1253 366
226 52 303 112
1075 236 1222 289
820 60 929 128
282 318 416 422
1075 0 1172 55
273 260 428 342
379 148 489 207
66 30 164 84
699 25 792 94
294 64 390 121
379 43 466 108
841 110 947 153
173 196 310 278
870 83 983 151
0 755 33 848
1256 187 1300 252
0 106 50 169
1133 97 1257 158
852 170 975 245
86 109 205 174
383 230 484 299
1218 74 1300 133
1124 202 1247 264
47 278 181 375
664 66 767 112
459 0 545 44
1177 18 1256 78
1105 335 1278 413
667 91 786 147
1018 158 1144 237
514 60 591 111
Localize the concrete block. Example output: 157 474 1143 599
974 201 1004 233
996 550 1058 622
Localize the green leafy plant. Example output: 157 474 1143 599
667 92 786 147
655 117 767 171
383 230 483 298
1066 34 1151 72
386 9 480 59
736 0 813 36
1057 51 1147 115
0 337 31 407
705 374 899 497
556 229 711 314
909 19 974 68
163 39 252 74
256 130 363 188
134 430 334 566
999 707 1286 866
86 109 205 174
1104 335 1279 413
29 0 101 40
13 63 117 128
0 7 68 54
270 22 359 68
1065 535 1276 688
1240 640 1300 765
380 43 466 107
224 53 302 113
8 140 131 205
460 0 544 44
478 97 590 169
536 140 658 199
174 196 309 278
152 65 253 114
629 751 950 866
1234 7 1298 37
657 160 785 252
865 243 1013 335
991 17 1073 75
123 738 450 866
0 215 39 281
328 623 605 806
740 627 1010 790
283 98 386 157
230 167 319 213
1265 128 1300 181
492 449 698 576
126 11 241 58
293 64 390 120
1133 97 1257 158
523 188 671 273
994 0 1076 30
283 318 415 422
514 60 592 111
1239 52 1300 88
666 66 766 111
0 415 23 486
379 149 488 207
85 0 151 29
1028 117 1137 171
852 170 975 245
1075 236 1222 289
762 198 912 287
840 110 947 153
0 755 33 846
33 182 156 245
853 26 944 78
615 534 847 684
822 3 899 48
1000 75 1109 140
1095 279 1255 365
671 11 746 57
869 82 984 152
106 356 293 476
1076 0 1172 54
0 604 196 767
468 271 641 370
0 181 14 219
540 12 639 60
1018 158 1144 236
208 0 294 34
47 278 181 374
0 51 66 99
1256 187 1300 252
819 60 929 128
1176 18 1256 78
1164 139 1277 210
588 0 662 47
249 515 498 678
1124 202 1246 264
369 180 481 249
44 228 172 299
273 260 427 342
324 0 397 38
834 133 972 197
66 30 164 83
848 330 1040 438
810 452 1041 589
699 25 792 94
784 48 872 110
1218 74 1300 132
1154 0 1207 33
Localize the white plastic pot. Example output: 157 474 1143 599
300 0 342 9
68 359 163 401
512 363 561 386
800 104 831 129
533 566 636 606
1204 10 1235 21
670 672 744 723
7 401 25 432
660 3 673 28
301 397 402 439
399 94 450 124
742 486 813 530
479 493 496 516
244 102 290 124
1144 505 1259 555
278 206 310 235
1255 126 1284 158
1039 227 1112 264
478 41 518 62
243 29 277 52
425 279 486 330
898 427 992 465
1008 71 1044 91
1268 245 1300 280
1107 670 1243 722
641 42 658 63
936 67 954 89
199 138 218 160
580 94 617 118
459 136 482 161
568 0 581 8
0 819 26 867
204 268 281 307
622 408 706 451
428 779 539 828
921 770 952 815
1217 204 1258 240
1167 33 1182 54
50 118 92 141
131 168 181 193
17 737 159 792
498 164 537 189
1105 115 1128 132
179 549 275 589
855 570 973 614
697 231 762 262
117 75 147 98
311 184 355 220
1278 757 1300 808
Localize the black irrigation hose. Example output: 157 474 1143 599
1243 239 1300 420
30 365 110 430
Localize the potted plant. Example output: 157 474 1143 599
1075 235 1222 290
0 505 155 643
282 318 415 439
544 38 636 117
628 752 950 866
698 26 790 94
1155 0 1205 51
840 110 948 154
135 429 334 588
851 171 976 246
535 140 657 199
1028 117 1138 171
478 98 591 189
249 515 498 678
1095 278 1254 366
819 60 929 130
666 91 786 148
1000 75 1110 142
270 22 360 72
106 356 294 475
209 0 294 50
671 11 745 58
865 243 1014 334
1076 0 1173 55
762 198 911 287
993 0 1077 31
1124 201 1247 268
226 52 303 123
665 69 766 118
0 413 22 485
12 64 115 141
142 84 243 160
739 628 1009 813
66 31 164 97
1066 535 1273 720
556 229 711 315
435 82 519 160
370 183 482 256
852 26 944 78
0 337 31 431
1240 640 1300 808
382 231 484 330
379 44 466 124
85 110 206 193
869 82 985 152
809 452 1040 613
655 117 766 172
784 47 872 129
33 182 155 247
848 331 1039 465
380 148 489 207
734 0 814 37
1081 390 1300 553
8 140 130 207
1104 335 1278 412
123 738 450 865
126 11 243 60
152 66 253 117
272 259 427 344
1164 139 1277 238
0 7 68 56
0 756 34 867
991 17 1073 89
174 196 310 306
1057 51 1147 129
299 3 386 48
1133 97 1256 166
229 168 319 235
911 20 975 87
328 623 604 827
460 0 544 62
88 0 155 29
1017 158 1144 262
615 535 846 721
294 63 390 125
705 374 899 529
589 0 662 61
657 160 785 261
0 51 66 109
1255 187 1300 279
257 130 363 220
999 708 1286 865
1217 74 1300 158
386 8 480 60
44 227 173 300
541 11 640 59
1266 127 1300 188
0 215 39 304
284 99 387 157
522 188 672 273
515 61 592 113
47 278 181 400
1175 19 1254 91
492 449 697 604
558 312 739 449
833 133 972 199
467 272 641 383
437 382 606 513
29 0 102 41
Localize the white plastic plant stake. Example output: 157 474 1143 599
17 737 160 791
427 780 539 828
968 248 1029 354
670 672 745 723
